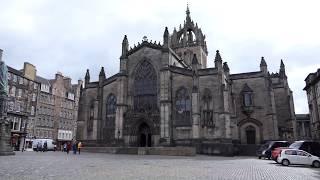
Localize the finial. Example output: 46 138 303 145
99 67 105 77
260 56 267 66
215 50 222 62
186 3 190 16
143 36 148 42
280 59 285 68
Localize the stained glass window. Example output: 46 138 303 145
133 60 157 112
106 94 117 115
175 87 191 126
202 89 213 127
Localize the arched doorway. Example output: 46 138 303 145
246 125 256 144
138 123 152 147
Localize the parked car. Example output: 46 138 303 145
277 149 320 168
257 141 289 159
288 141 320 157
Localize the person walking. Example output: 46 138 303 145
72 141 77 154
43 141 47 152
77 141 82 154
66 142 71 154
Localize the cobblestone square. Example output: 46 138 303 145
0 152 320 180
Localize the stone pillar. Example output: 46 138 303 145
159 69 172 145
223 89 231 139
192 91 200 138
115 74 127 141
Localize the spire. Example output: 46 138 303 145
280 59 285 69
85 69 90 84
163 27 169 49
280 59 286 78
214 50 222 62
260 57 267 67
121 35 129 58
186 4 191 24
99 67 105 78
260 57 268 74
192 54 198 65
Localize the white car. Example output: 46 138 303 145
277 149 320 168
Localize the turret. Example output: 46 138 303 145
260 56 268 74
192 54 200 70
99 67 106 83
214 50 223 71
279 59 286 78
121 35 128 59
85 69 90 86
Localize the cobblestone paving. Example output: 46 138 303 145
0 151 319 180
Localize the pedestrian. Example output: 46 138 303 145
66 142 71 154
63 143 67 152
72 141 77 154
43 141 47 152
77 141 82 154
36 142 41 152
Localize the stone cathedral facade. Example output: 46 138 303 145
77 8 296 155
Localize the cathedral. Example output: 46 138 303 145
77 7 296 155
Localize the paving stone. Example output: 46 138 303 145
0 152 319 180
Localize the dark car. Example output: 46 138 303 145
289 141 320 157
257 141 289 159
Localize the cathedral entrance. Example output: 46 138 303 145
138 123 152 147
246 126 256 144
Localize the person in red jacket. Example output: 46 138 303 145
66 142 71 154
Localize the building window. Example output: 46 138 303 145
31 106 35 115
10 86 16 97
202 89 214 127
19 77 23 84
243 93 253 107
175 87 191 126
13 75 17 82
32 93 36 101
133 60 157 112
11 117 21 131
106 94 117 115
17 89 22 98
87 103 94 132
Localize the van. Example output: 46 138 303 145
32 139 56 151
289 141 320 157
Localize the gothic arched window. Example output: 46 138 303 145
104 94 116 141
133 60 157 112
106 94 117 115
202 89 213 127
87 102 94 132
175 87 191 126
241 83 253 107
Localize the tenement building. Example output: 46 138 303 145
304 69 320 140
35 72 82 149
77 7 296 155
7 62 40 151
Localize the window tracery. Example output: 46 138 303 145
175 87 191 126
133 60 157 112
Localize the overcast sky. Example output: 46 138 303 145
1 0 319 113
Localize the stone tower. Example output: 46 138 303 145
170 5 208 68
